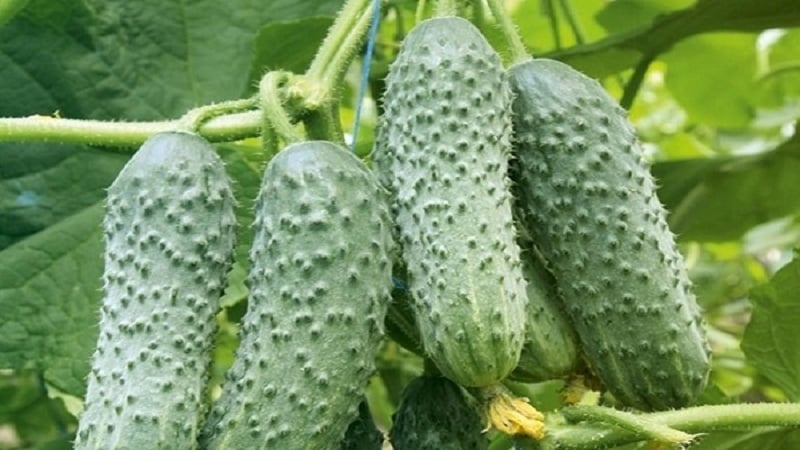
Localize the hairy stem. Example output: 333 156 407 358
319 3 377 93
561 405 695 445
0 111 260 148
259 71 302 145
620 54 654 110
307 0 370 81
486 0 530 64
177 96 258 132
542 403 800 449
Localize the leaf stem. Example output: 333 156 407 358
620 54 654 110
0 112 260 148
319 3 377 94
544 0 562 50
485 0 530 64
176 96 257 132
557 0 585 44
259 71 302 145
435 0 457 17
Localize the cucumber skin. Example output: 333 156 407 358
373 16 527 387
509 59 710 411
390 375 488 450
200 141 394 450
75 132 236 450
510 248 581 382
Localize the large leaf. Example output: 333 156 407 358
547 0 800 78
0 202 105 396
654 131 800 241
249 17 334 85
741 255 800 401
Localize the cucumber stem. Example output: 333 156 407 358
485 0 530 65
306 0 370 81
561 405 695 445
0 111 260 148
259 71 303 145
177 96 258 133
557 0 585 44
542 402 800 449
435 0 458 17
415 0 428 23
319 4 377 94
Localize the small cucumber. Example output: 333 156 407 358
373 16 527 387
508 59 710 410
390 375 488 450
511 247 581 382
200 141 394 449
339 401 384 450
75 132 236 449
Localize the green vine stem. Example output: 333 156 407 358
176 96 257 132
306 0 370 84
0 111 260 148
485 0 530 65
561 405 695 445
545 0 562 50
435 0 457 17
260 71 303 145
416 0 428 23
538 402 800 449
319 3 377 94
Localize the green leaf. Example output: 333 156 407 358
547 0 800 78
741 255 800 401
0 145 127 249
663 33 758 128
653 131 800 241
0 202 104 396
249 17 335 85
595 0 694 35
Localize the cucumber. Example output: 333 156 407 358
508 59 710 410
372 16 526 387
75 131 236 449
200 141 394 449
510 247 580 382
339 401 384 450
389 375 488 450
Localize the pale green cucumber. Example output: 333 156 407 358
200 141 394 449
373 16 527 387
509 59 711 410
75 131 236 449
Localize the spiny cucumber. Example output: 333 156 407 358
373 16 526 387
75 131 236 449
511 247 580 382
199 141 394 449
508 59 711 410
389 375 488 450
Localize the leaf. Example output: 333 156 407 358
653 131 800 241
547 0 800 78
249 17 334 85
741 255 800 401
595 0 694 35
663 33 758 128
0 144 127 249
0 202 105 396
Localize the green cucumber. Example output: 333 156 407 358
389 375 488 450
200 141 394 449
508 58 711 410
373 16 526 387
339 401 384 450
75 131 236 449
510 247 580 382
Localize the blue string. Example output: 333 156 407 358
351 0 382 153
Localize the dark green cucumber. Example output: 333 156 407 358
373 16 526 387
339 401 384 450
75 132 236 449
509 59 710 410
510 248 580 382
200 141 394 449
390 375 488 450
